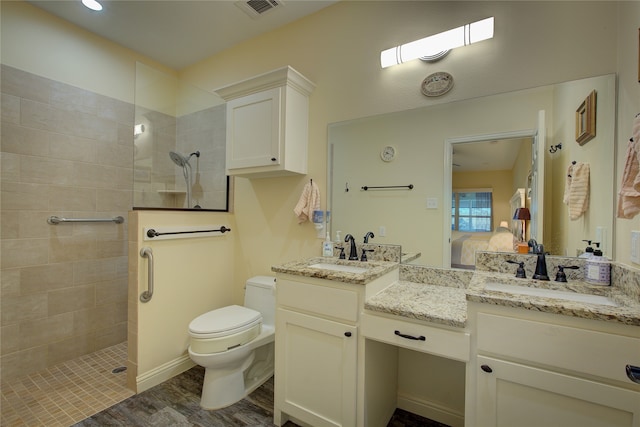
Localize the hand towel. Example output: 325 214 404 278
617 115 640 218
294 180 320 224
563 162 590 220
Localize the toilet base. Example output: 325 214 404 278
197 341 275 410
200 352 255 410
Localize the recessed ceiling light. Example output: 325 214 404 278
82 0 103 11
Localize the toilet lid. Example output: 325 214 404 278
189 305 262 337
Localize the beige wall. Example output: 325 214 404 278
179 1 622 285
128 211 237 391
548 75 617 257
0 0 174 103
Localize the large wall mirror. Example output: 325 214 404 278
133 62 230 211
328 74 616 268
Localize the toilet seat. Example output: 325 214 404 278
189 305 262 354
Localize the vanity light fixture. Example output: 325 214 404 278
82 0 103 11
380 17 494 68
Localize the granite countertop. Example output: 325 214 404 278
466 271 640 326
271 257 399 285
401 252 421 264
365 281 467 328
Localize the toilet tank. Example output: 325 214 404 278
244 276 276 328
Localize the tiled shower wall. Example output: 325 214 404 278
134 104 227 209
0 65 132 381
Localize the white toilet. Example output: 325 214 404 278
188 276 276 410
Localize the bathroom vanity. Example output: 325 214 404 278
272 255 640 427
272 258 399 427
466 272 640 427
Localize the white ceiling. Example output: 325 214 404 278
26 0 338 70
452 138 529 172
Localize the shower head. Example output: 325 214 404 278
169 151 188 167
169 150 200 167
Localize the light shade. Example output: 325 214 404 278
381 17 494 68
513 207 531 221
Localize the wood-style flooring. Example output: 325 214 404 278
73 365 449 427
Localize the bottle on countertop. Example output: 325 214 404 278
579 240 595 259
584 243 611 286
322 231 334 257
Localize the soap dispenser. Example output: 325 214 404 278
584 243 611 286
579 240 595 258
322 231 334 257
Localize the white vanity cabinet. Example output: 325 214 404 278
215 66 315 178
274 276 361 427
468 303 640 427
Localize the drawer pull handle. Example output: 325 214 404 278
394 330 425 341
481 364 493 373
626 364 640 384
344 332 352 337
271 157 277 162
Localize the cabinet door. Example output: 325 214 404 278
226 87 281 170
476 356 640 427
275 308 357 427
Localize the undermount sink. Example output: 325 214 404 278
484 282 618 307
308 263 370 274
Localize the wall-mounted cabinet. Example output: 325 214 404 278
216 66 315 178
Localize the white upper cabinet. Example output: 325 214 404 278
216 66 315 178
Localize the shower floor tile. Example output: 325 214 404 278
0 342 132 427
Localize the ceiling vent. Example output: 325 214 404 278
236 0 284 18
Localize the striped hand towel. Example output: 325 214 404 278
564 162 590 220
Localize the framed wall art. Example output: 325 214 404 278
576 90 596 145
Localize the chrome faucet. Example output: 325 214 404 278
344 234 358 260
364 231 375 243
530 241 550 281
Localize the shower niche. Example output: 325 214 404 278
133 62 230 210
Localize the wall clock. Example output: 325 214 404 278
380 145 396 162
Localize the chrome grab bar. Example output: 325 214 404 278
48 215 124 225
139 247 154 303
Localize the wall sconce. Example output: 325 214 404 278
134 124 145 138
380 17 494 68
513 207 531 242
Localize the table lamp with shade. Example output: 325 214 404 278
513 207 531 242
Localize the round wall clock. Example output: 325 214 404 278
380 145 396 162
421 72 454 97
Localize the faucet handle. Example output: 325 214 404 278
506 260 526 278
555 265 579 282
360 249 374 262
336 246 346 260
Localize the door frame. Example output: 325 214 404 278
443 129 536 267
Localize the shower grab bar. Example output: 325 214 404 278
139 247 154 303
146 226 231 238
48 215 124 225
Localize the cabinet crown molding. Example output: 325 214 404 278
215 65 315 101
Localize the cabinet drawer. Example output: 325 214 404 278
477 313 640 385
361 312 470 362
277 279 359 322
